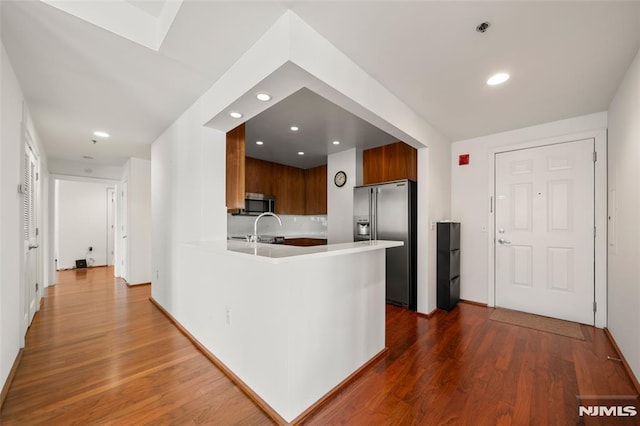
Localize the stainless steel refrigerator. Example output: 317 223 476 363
354 180 417 309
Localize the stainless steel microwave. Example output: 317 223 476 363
234 193 275 215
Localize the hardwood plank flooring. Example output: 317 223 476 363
0 267 272 425
1 267 637 424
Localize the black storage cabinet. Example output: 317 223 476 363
437 222 460 311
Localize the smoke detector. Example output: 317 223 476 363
476 22 490 33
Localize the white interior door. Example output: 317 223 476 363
495 139 595 325
120 181 128 281
107 188 115 266
23 145 39 327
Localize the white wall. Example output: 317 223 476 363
607 47 640 382
151 96 227 306
151 10 452 417
327 148 358 244
0 40 22 394
0 41 49 393
55 180 113 270
121 158 152 285
451 112 608 306
1 40 3 389
417 133 452 315
48 158 124 181
153 9 452 320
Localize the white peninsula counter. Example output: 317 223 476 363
162 239 402 423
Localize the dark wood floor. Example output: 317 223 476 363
1 267 637 425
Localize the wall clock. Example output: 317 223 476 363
334 171 347 187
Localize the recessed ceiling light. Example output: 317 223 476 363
290 126 299 132
487 72 510 86
256 141 264 145
229 112 243 119
93 130 109 138
298 151 304 155
256 93 271 102
332 140 340 145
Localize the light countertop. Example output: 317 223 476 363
186 239 403 264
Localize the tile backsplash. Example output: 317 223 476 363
227 214 328 238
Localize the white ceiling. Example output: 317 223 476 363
2 1 639 169
290 1 640 141
245 88 398 169
126 0 167 18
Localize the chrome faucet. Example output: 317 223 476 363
251 212 282 242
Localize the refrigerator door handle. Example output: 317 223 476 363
368 188 373 241
373 187 378 240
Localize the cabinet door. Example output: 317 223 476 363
363 141 417 185
226 124 245 211
304 165 327 214
246 157 274 195
385 142 417 182
273 164 305 215
363 145 386 184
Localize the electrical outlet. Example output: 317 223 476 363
225 306 231 325
430 220 436 231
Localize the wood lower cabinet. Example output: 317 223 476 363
283 238 327 247
363 141 417 185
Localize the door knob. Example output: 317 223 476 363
497 238 511 245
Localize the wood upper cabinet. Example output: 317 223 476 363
363 141 417 185
245 157 274 196
273 163 305 215
229 127 327 215
304 165 327 215
226 124 246 211
245 157 307 215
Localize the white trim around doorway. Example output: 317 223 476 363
486 129 607 328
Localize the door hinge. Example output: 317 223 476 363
36 283 39 292
17 184 24 194
594 226 596 237
36 227 39 237
36 172 39 181
593 151 597 162
593 301 597 313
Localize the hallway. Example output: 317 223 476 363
0 267 271 424
1 267 637 424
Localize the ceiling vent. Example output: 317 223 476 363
476 22 490 33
